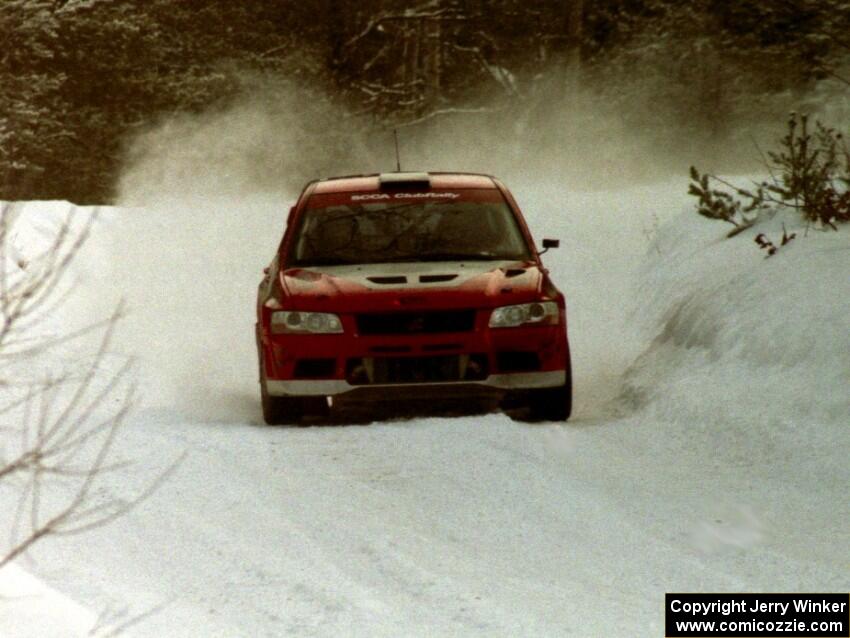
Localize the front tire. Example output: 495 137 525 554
257 326 309 425
526 362 573 421
260 374 305 425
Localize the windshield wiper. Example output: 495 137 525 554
295 253 522 266
359 253 502 264
417 252 510 262
364 252 519 263
292 258 357 267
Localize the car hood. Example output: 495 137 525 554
277 260 545 313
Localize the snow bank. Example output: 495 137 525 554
511 179 689 413
0 564 96 637
3 196 285 421
624 209 849 428
0 201 109 332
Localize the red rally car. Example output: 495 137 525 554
256 172 571 424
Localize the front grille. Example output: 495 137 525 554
356 310 476 335
346 354 488 385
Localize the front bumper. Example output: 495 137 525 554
258 316 569 398
265 369 566 397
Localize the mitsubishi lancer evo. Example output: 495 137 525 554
255 172 571 424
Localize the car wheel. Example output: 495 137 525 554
260 374 304 425
257 328 305 425
526 367 572 422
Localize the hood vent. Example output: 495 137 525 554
367 275 407 285
503 268 526 278
419 274 457 283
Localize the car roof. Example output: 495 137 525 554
311 172 498 194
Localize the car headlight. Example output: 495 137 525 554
489 301 559 328
271 311 343 334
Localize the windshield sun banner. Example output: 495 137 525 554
306 189 505 208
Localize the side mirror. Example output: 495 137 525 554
539 238 560 255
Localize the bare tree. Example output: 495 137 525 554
0 202 179 570
566 0 583 87
335 0 539 122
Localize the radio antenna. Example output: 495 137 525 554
393 128 402 172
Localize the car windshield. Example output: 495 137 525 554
291 196 532 266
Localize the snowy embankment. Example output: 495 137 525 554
0 564 96 638
1 186 847 637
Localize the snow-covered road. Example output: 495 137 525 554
2 181 847 637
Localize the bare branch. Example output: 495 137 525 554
344 6 466 50
396 105 505 128
0 203 178 575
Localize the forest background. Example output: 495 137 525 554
3 0 850 203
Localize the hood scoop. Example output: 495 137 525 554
367 275 408 285
419 274 457 283
366 274 458 285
